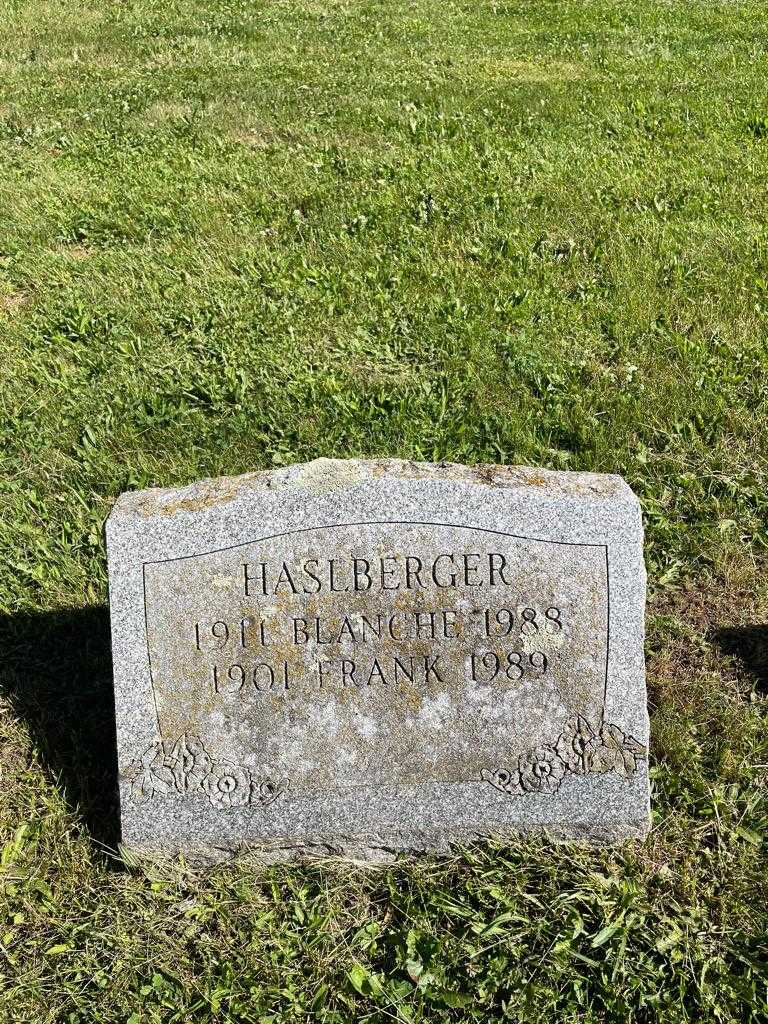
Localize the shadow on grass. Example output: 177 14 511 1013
712 623 768 695
0 604 119 852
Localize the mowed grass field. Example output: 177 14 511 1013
1 0 767 1020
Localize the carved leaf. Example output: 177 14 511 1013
131 763 176 802
588 723 647 778
150 765 177 791
258 779 287 806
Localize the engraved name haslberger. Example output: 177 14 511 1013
242 550 521 595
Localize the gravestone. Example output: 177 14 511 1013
106 459 650 859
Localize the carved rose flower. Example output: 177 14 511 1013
587 724 647 778
481 767 523 796
204 764 252 809
555 716 595 774
127 743 177 803
169 734 214 793
518 745 566 794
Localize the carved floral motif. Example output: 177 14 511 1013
126 733 285 810
203 764 252 809
587 723 647 778
517 744 567 794
481 716 647 798
481 767 522 797
169 734 213 793
555 715 595 774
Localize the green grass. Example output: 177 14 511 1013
1 0 767 1019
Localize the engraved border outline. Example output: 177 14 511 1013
140 521 610 743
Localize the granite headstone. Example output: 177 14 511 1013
106 459 650 858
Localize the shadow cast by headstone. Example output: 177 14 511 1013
0 604 120 853
712 623 768 695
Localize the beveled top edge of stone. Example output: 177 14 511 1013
107 458 639 523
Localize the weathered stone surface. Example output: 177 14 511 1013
106 459 650 859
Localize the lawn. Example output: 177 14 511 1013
1 0 767 1020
